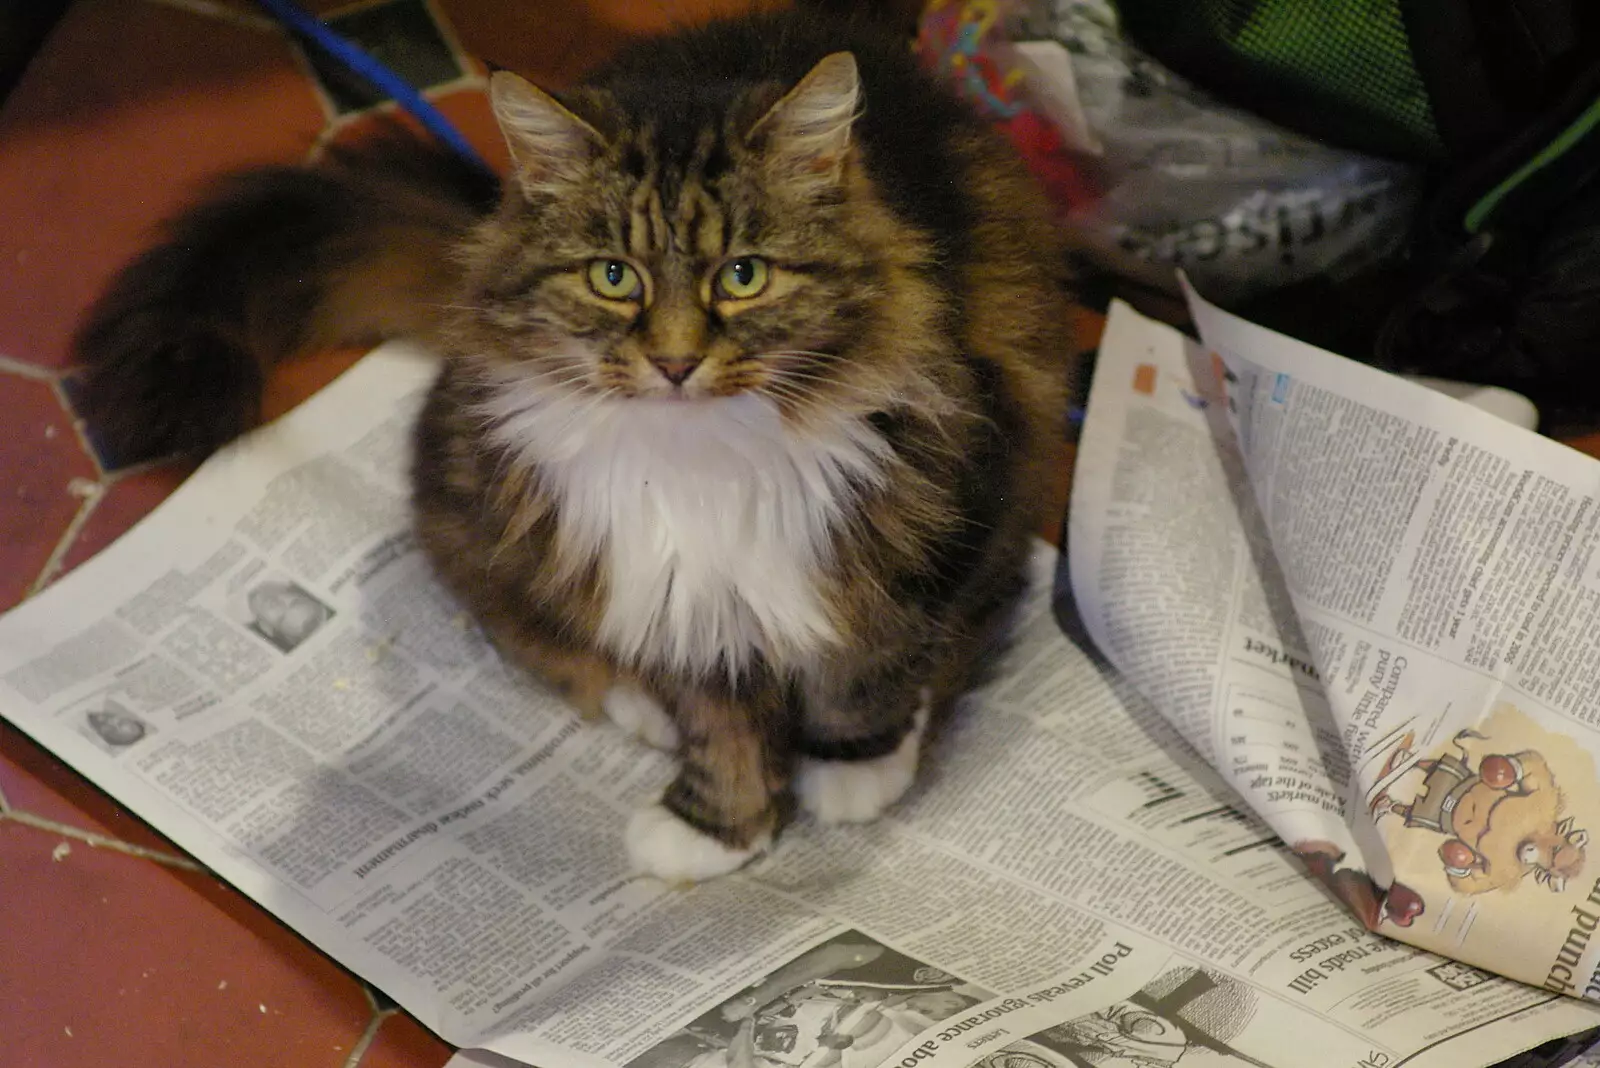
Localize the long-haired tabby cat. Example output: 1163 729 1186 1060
76 5 1075 882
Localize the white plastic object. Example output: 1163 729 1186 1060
1403 376 1540 432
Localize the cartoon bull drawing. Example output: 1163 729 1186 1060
1381 729 1588 894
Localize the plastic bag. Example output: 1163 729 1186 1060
916 0 1423 302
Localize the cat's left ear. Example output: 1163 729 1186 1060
748 52 861 183
489 70 606 197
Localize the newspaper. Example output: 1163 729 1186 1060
1151 280 1600 999
2 311 1599 1068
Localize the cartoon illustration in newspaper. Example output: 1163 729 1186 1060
982 966 1274 1067
626 932 994 1068
1352 703 1600 990
1369 712 1591 897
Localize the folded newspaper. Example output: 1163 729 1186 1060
7 285 1600 1068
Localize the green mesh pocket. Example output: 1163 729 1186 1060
1115 0 1442 160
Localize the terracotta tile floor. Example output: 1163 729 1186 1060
0 1 1597 1066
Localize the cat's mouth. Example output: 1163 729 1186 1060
629 377 730 402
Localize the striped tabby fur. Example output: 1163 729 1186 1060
74 6 1076 881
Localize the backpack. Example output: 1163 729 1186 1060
1109 0 1600 431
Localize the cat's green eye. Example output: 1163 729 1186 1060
587 259 644 302
715 257 770 301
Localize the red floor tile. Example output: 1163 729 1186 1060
437 0 632 87
216 0 780 76
582 0 787 35
0 721 184 857
0 0 328 371
1569 431 1600 459
359 1012 456 1068
1039 442 1075 548
55 462 197 580
262 344 375 425
328 88 511 178
1070 304 1108 352
0 819 373 1068
0 374 97 612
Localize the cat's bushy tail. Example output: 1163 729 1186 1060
73 136 499 463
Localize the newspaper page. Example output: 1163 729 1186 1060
1167 280 1600 1005
2 340 1598 1068
1066 301 1370 890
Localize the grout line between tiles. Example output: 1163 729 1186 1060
308 93 466 165
142 0 280 32
4 808 203 870
423 71 487 100
286 38 343 125
307 112 353 163
26 480 105 598
343 1007 394 1068
315 0 402 20
95 453 183 482
421 0 477 86
49 376 108 478
0 353 57 381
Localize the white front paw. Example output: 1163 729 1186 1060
626 803 768 884
602 684 679 750
796 706 927 825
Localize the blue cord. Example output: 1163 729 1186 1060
254 0 494 178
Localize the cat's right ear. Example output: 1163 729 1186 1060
747 52 860 185
489 71 605 197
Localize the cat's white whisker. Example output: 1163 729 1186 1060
765 366 877 394
752 354 844 367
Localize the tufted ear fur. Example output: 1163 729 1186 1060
489 70 606 197
747 52 861 183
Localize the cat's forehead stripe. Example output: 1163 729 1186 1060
649 188 669 253
627 182 654 258
609 121 738 259
692 188 726 260
686 128 731 258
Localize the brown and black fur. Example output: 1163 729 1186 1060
75 139 497 459
74 6 1075 868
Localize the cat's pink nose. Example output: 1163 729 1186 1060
649 355 702 386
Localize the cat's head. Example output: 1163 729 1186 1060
453 53 939 417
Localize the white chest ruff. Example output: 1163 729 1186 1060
482 376 888 674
